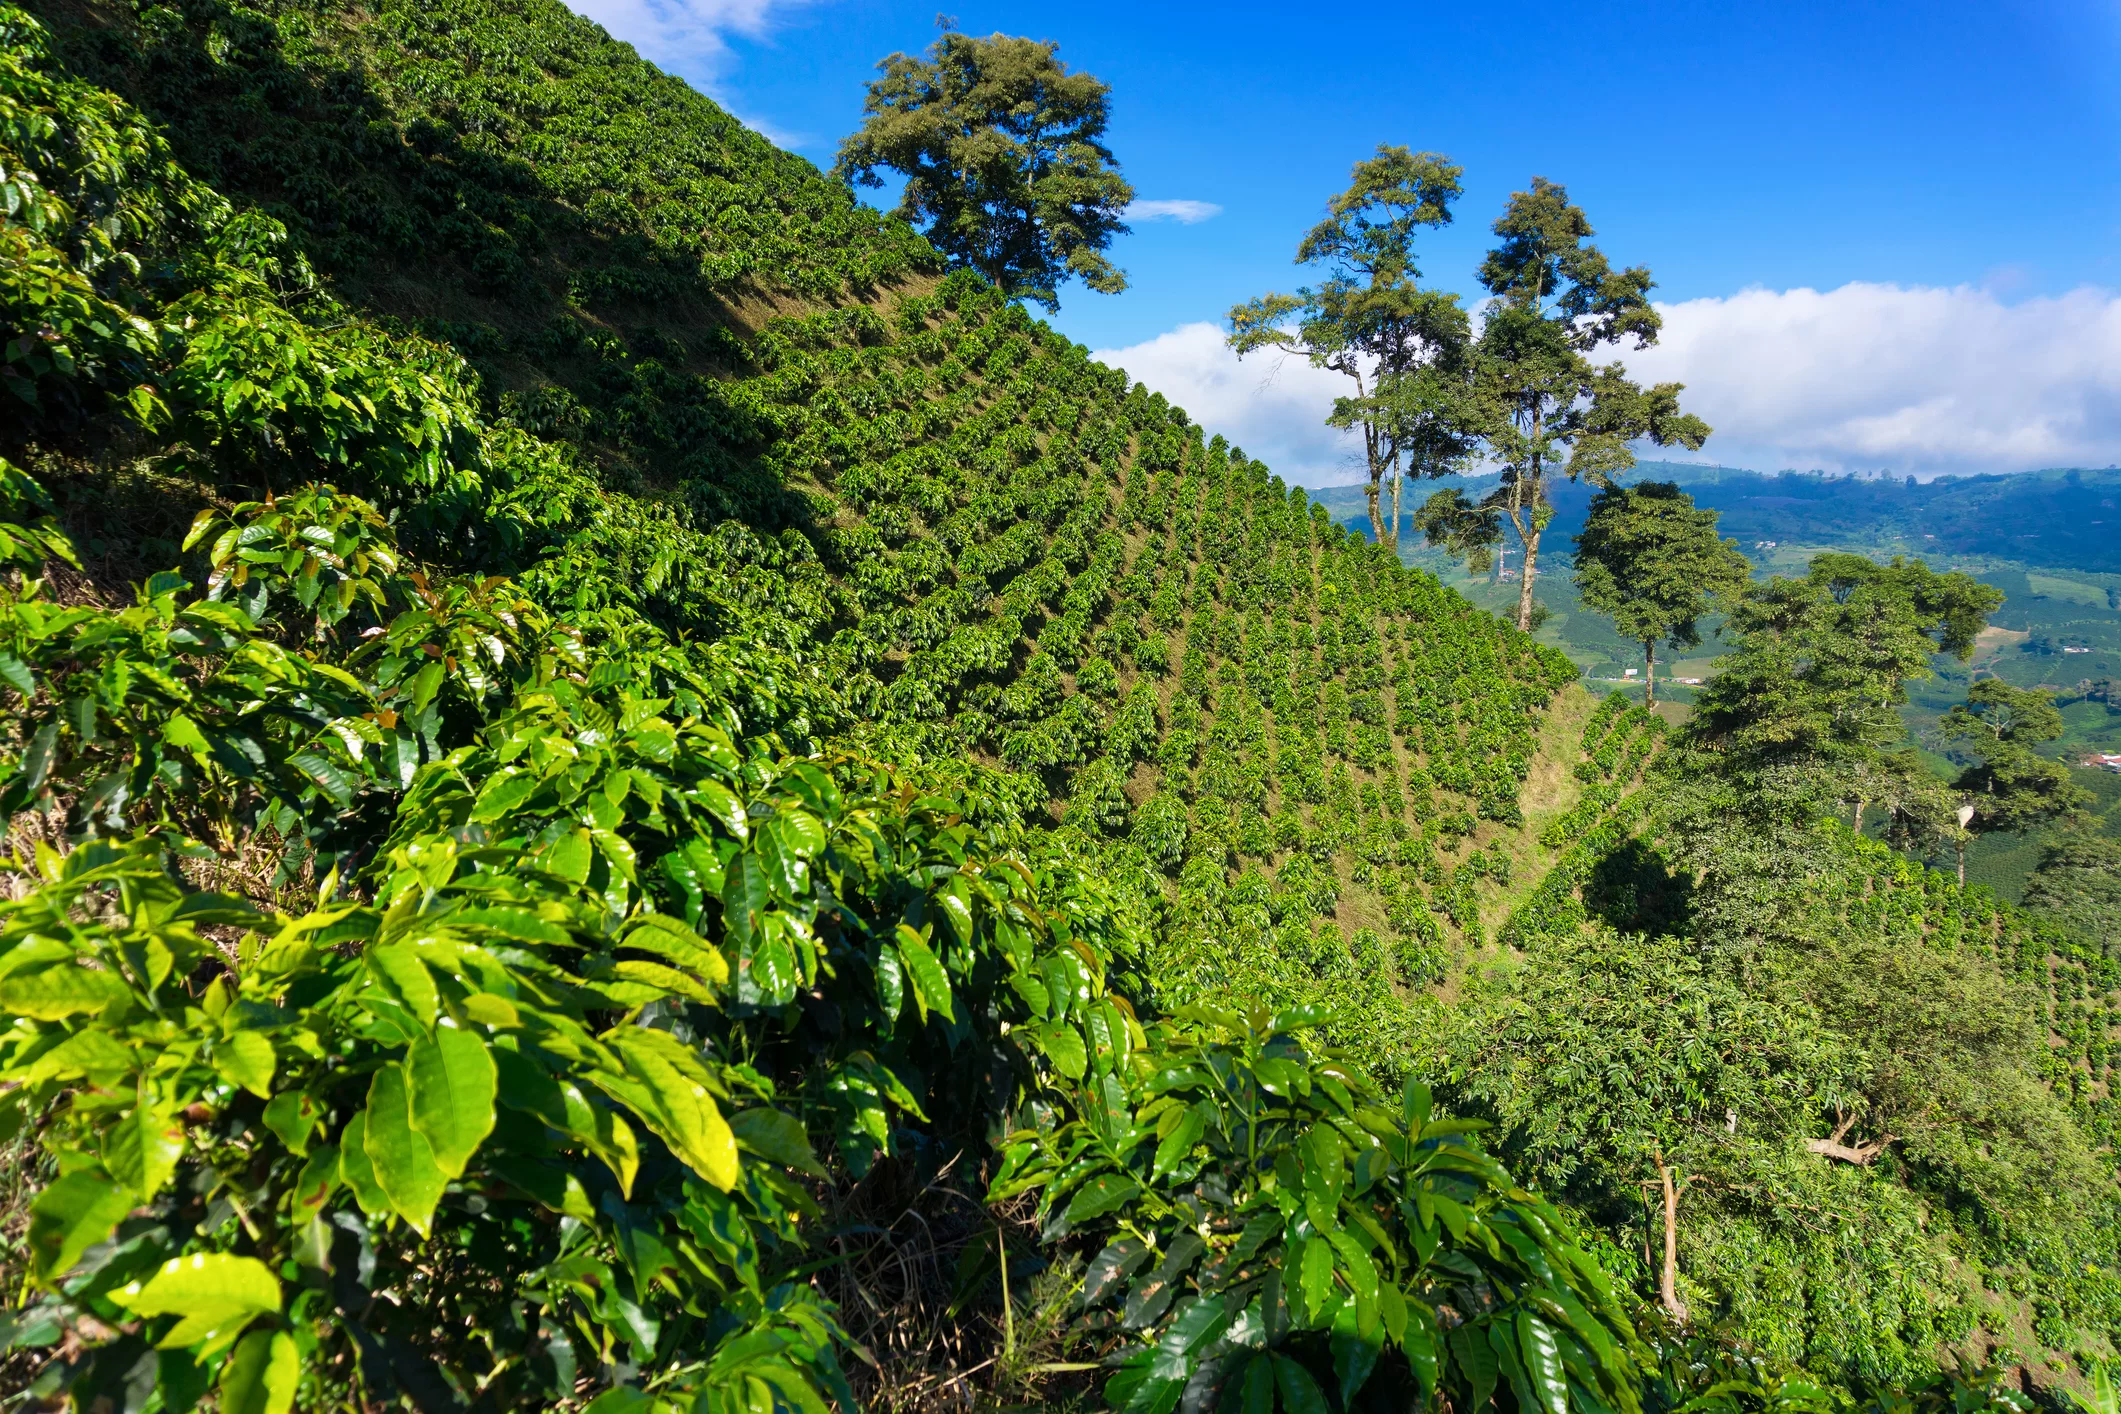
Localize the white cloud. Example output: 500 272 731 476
1091 323 1367 485
1126 199 1224 225
562 0 810 141
1628 282 2121 476
1095 284 2121 488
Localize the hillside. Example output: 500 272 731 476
1319 464 2121 900
4 2 2120 1412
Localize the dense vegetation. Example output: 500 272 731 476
2 1 2118 1412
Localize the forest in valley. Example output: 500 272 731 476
0 3 2118 1413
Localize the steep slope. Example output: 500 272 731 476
0 11 1627 1411
24 0 1579 987
9 1 2116 1406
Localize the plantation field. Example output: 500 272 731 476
6 0 2121 1409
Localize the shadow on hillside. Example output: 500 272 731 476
1581 839 1693 938
33 0 848 538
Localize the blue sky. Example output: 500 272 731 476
570 0 2121 482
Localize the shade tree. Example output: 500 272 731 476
834 29 1133 311
1571 481 1751 705
1419 178 1711 631
1227 146 1472 551
1942 679 2092 882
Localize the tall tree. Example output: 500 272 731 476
834 30 1133 311
1417 179 1711 631
1665 555 2000 946
1227 147 1472 550
1941 679 2092 883
1687 554 2000 781
1571 481 1750 705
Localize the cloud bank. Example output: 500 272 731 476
1627 283 2121 475
1126 199 1224 224
1094 283 2121 486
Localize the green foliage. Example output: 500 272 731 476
1228 146 1472 549
1943 679 2092 838
0 834 856 1411
1689 555 2001 779
994 1005 1647 1414
1441 178 1710 631
1572 482 1749 704
2022 836 2121 952
835 29 1132 310
12 0 2119 1406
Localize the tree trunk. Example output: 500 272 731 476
1389 467 1403 558
1957 839 1966 887
1852 799 1865 831
1516 525 1540 632
1654 1151 1689 1322
1358 378 1387 548
1643 640 1657 707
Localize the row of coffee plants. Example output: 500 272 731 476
0 21 1640 1411
24 0 1582 975
710 284 1577 970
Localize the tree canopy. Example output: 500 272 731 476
1572 481 1751 704
1228 146 1474 549
1417 180 1712 630
834 29 1133 310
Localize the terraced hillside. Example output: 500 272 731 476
11 2 2121 1408
24 0 1578 979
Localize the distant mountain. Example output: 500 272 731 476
1311 464 2121 575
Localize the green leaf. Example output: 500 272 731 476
262 1092 320 1156
1302 1126 1345 1206
728 1107 826 1177
292 1145 339 1214
1152 1104 1203 1179
1400 1302 1436 1396
1037 1022 1088 1079
772 807 826 858
1300 1232 1336 1322
1064 1173 1140 1225
104 1092 185 1200
27 1170 132 1282
363 1062 448 1236
546 826 593 883
1334 1327 1382 1408
1238 1353 1276 1414
875 943 906 1021
597 1027 739 1191
1450 1321 1499 1412
337 1111 391 1218
1273 1353 1330 1414
1083 1236 1153 1307
1402 1078 1433 1134
1379 1281 1408 1348
219 1329 298 1414
894 922 955 1024
0 962 129 1019
112 1252 281 1349
366 945 437 1032
1517 1311 1567 1414
20 720 58 795
213 1031 276 1098
472 769 541 822
408 1025 496 1178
